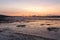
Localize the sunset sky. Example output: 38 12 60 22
0 0 60 16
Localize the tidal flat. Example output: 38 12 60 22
0 20 60 40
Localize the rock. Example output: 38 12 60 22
16 25 26 27
40 24 45 25
0 30 3 32
47 27 60 32
46 24 51 25
40 24 51 26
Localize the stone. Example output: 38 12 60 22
47 27 60 32
17 25 26 27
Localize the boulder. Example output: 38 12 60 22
47 27 60 32
17 25 26 27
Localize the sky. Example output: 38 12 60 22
0 0 60 16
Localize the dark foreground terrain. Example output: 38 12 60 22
0 28 56 40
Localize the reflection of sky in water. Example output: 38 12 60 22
0 20 60 39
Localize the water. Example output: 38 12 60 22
0 20 60 40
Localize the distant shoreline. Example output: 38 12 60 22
0 15 60 23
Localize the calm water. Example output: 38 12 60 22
0 20 60 40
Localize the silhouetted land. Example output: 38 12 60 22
0 15 60 23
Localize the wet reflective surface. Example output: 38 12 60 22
0 20 60 40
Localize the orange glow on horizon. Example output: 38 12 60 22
0 7 60 16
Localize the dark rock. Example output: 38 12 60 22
0 30 3 32
46 24 51 25
17 25 26 27
40 24 45 25
47 27 60 32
